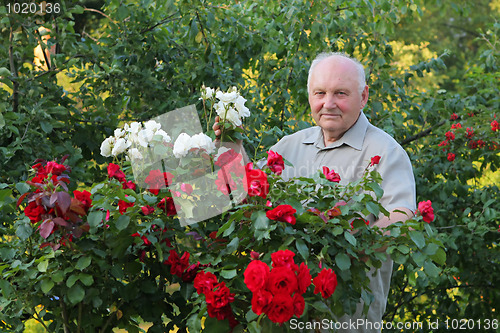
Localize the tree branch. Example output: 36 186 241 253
400 119 446 146
9 26 19 114
140 12 180 34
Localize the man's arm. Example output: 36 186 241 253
374 207 414 232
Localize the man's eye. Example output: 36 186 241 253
315 91 325 95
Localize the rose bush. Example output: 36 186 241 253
2 100 446 332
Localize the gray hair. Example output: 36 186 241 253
307 52 366 95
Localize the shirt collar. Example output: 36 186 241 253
302 112 369 151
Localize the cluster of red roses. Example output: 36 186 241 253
107 163 177 216
215 149 285 199
438 114 499 162
243 249 338 324
20 159 92 249
193 271 239 328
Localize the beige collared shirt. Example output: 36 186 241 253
270 112 416 212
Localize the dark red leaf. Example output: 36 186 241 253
39 220 55 239
17 192 29 207
56 192 72 215
53 217 69 227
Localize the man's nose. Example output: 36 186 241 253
323 95 337 109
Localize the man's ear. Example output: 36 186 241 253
361 85 369 109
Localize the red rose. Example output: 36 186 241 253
164 250 190 277
24 201 46 223
447 153 456 162
313 268 338 299
205 282 235 309
157 197 177 216
45 161 68 176
194 271 218 295
144 169 174 195
370 155 381 166
214 149 242 168
292 293 305 317
107 163 126 182
215 168 237 196
450 113 458 120
266 293 294 324
244 260 270 292
207 304 233 321
492 120 499 132
296 262 312 294
181 262 201 282
266 205 296 225
267 266 298 296
244 163 269 199
251 289 273 315
141 205 155 215
73 190 92 213
445 131 455 141
267 150 285 175
180 183 193 195
271 249 298 272
322 166 341 183
417 200 435 223
122 181 136 190
466 127 474 139
118 199 134 214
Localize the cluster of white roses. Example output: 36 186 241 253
201 85 250 127
172 132 216 158
100 120 171 159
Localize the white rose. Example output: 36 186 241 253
173 133 192 158
144 120 162 133
128 147 143 160
111 137 128 156
127 122 142 135
138 128 155 147
215 102 242 127
154 129 171 143
191 133 215 154
200 86 215 100
234 95 250 118
100 136 115 157
114 128 125 138
216 90 239 104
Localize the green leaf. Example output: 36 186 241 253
16 222 32 240
68 283 85 304
116 215 130 231
67 274 79 288
75 256 92 270
409 230 426 249
344 231 357 246
37 260 49 272
87 211 103 228
366 201 380 216
15 182 30 195
40 121 53 134
295 238 309 260
220 269 237 279
423 260 441 278
251 210 269 230
431 247 446 265
41 279 55 294
335 253 351 271
78 273 94 286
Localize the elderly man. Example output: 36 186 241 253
215 52 416 332
267 52 415 331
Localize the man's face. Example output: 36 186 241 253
308 57 369 142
